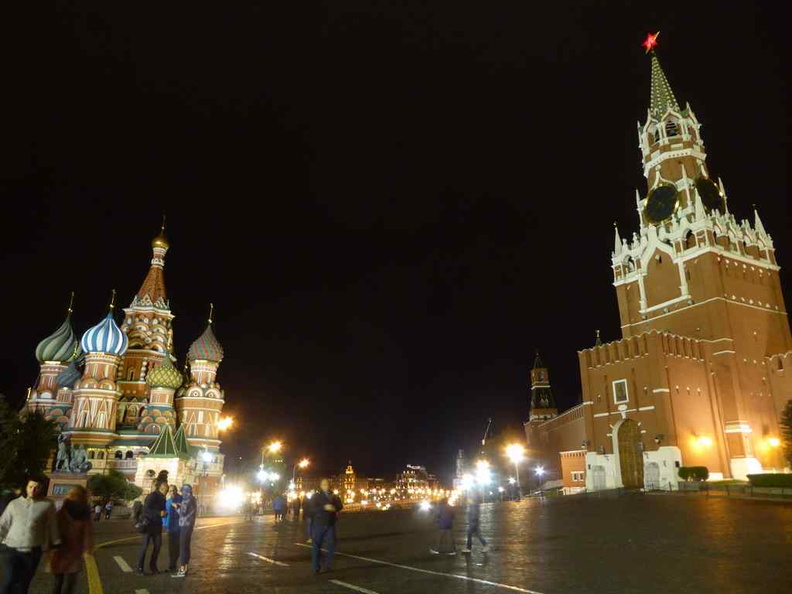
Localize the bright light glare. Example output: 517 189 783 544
298 458 310 468
498 486 505 493
534 466 545 476
419 500 432 512
270 473 280 482
508 477 516 485
475 460 491 486
505 443 526 464
200 451 213 463
256 470 268 482
268 441 283 453
217 416 234 431
696 435 713 448
768 437 781 447
218 485 245 509
461 473 475 490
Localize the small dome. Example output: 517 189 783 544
56 359 83 389
35 315 79 363
188 322 224 362
152 232 169 250
146 356 183 390
80 312 128 356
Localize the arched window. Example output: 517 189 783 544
666 120 679 137
685 231 696 250
128 368 136 381
626 257 636 272
125 451 134 459
114 450 123 459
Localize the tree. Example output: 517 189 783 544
87 469 142 503
781 400 792 467
0 397 57 490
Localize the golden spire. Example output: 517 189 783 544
152 214 170 250
67 291 75 315
109 289 117 312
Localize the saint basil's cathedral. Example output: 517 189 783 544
526 37 792 492
23 226 227 494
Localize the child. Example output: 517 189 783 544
430 498 456 555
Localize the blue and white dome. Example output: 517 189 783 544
80 312 128 356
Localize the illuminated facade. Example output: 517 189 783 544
526 44 792 490
24 226 228 491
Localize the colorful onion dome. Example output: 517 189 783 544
146 356 183 390
35 314 79 363
56 360 83 389
81 312 128 356
188 321 224 362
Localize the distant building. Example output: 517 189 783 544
396 465 438 498
526 43 792 492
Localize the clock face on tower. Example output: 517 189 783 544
644 184 678 224
695 177 725 213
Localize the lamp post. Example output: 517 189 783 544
292 458 310 483
505 444 525 500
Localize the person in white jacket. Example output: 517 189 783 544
0 476 61 594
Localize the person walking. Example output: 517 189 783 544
103 501 113 520
272 494 286 523
50 486 94 594
0 476 61 594
135 480 168 575
92 504 102 522
430 497 456 555
461 494 488 553
309 479 343 574
172 484 197 578
164 485 182 573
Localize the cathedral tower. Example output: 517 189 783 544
175 305 226 453
69 293 128 447
26 293 80 418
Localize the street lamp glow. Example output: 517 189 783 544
217 416 234 431
256 469 268 482
298 458 310 469
535 466 545 476
268 441 283 453
475 460 491 486
505 443 525 463
201 451 213 463
508 477 516 485
419 500 432 511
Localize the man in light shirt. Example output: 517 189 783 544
0 476 61 593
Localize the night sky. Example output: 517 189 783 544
1 3 789 481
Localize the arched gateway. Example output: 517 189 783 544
614 418 644 489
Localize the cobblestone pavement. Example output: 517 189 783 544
25 492 792 594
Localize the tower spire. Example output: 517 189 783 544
646 34 680 118
109 289 116 312
67 291 75 315
208 303 215 324
754 205 767 237
613 222 622 256
134 221 170 307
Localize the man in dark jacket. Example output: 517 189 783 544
309 479 343 573
135 480 168 575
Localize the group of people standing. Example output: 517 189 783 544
432 494 489 555
133 479 197 578
0 476 94 594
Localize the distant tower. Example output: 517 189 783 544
175 304 226 453
455 449 466 479
69 293 128 447
26 293 80 418
343 461 356 498
528 352 558 422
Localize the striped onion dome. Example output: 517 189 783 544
80 312 128 356
56 360 83 389
188 321 224 362
146 355 183 390
35 314 79 363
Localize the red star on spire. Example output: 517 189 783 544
642 31 660 53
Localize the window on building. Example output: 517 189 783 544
114 450 123 459
666 120 679 137
685 231 696 250
571 471 585 482
125 451 134 459
613 379 629 404
128 368 135 381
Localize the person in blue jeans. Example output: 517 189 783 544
173 484 197 578
309 479 343 574
461 494 488 553
164 485 182 572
